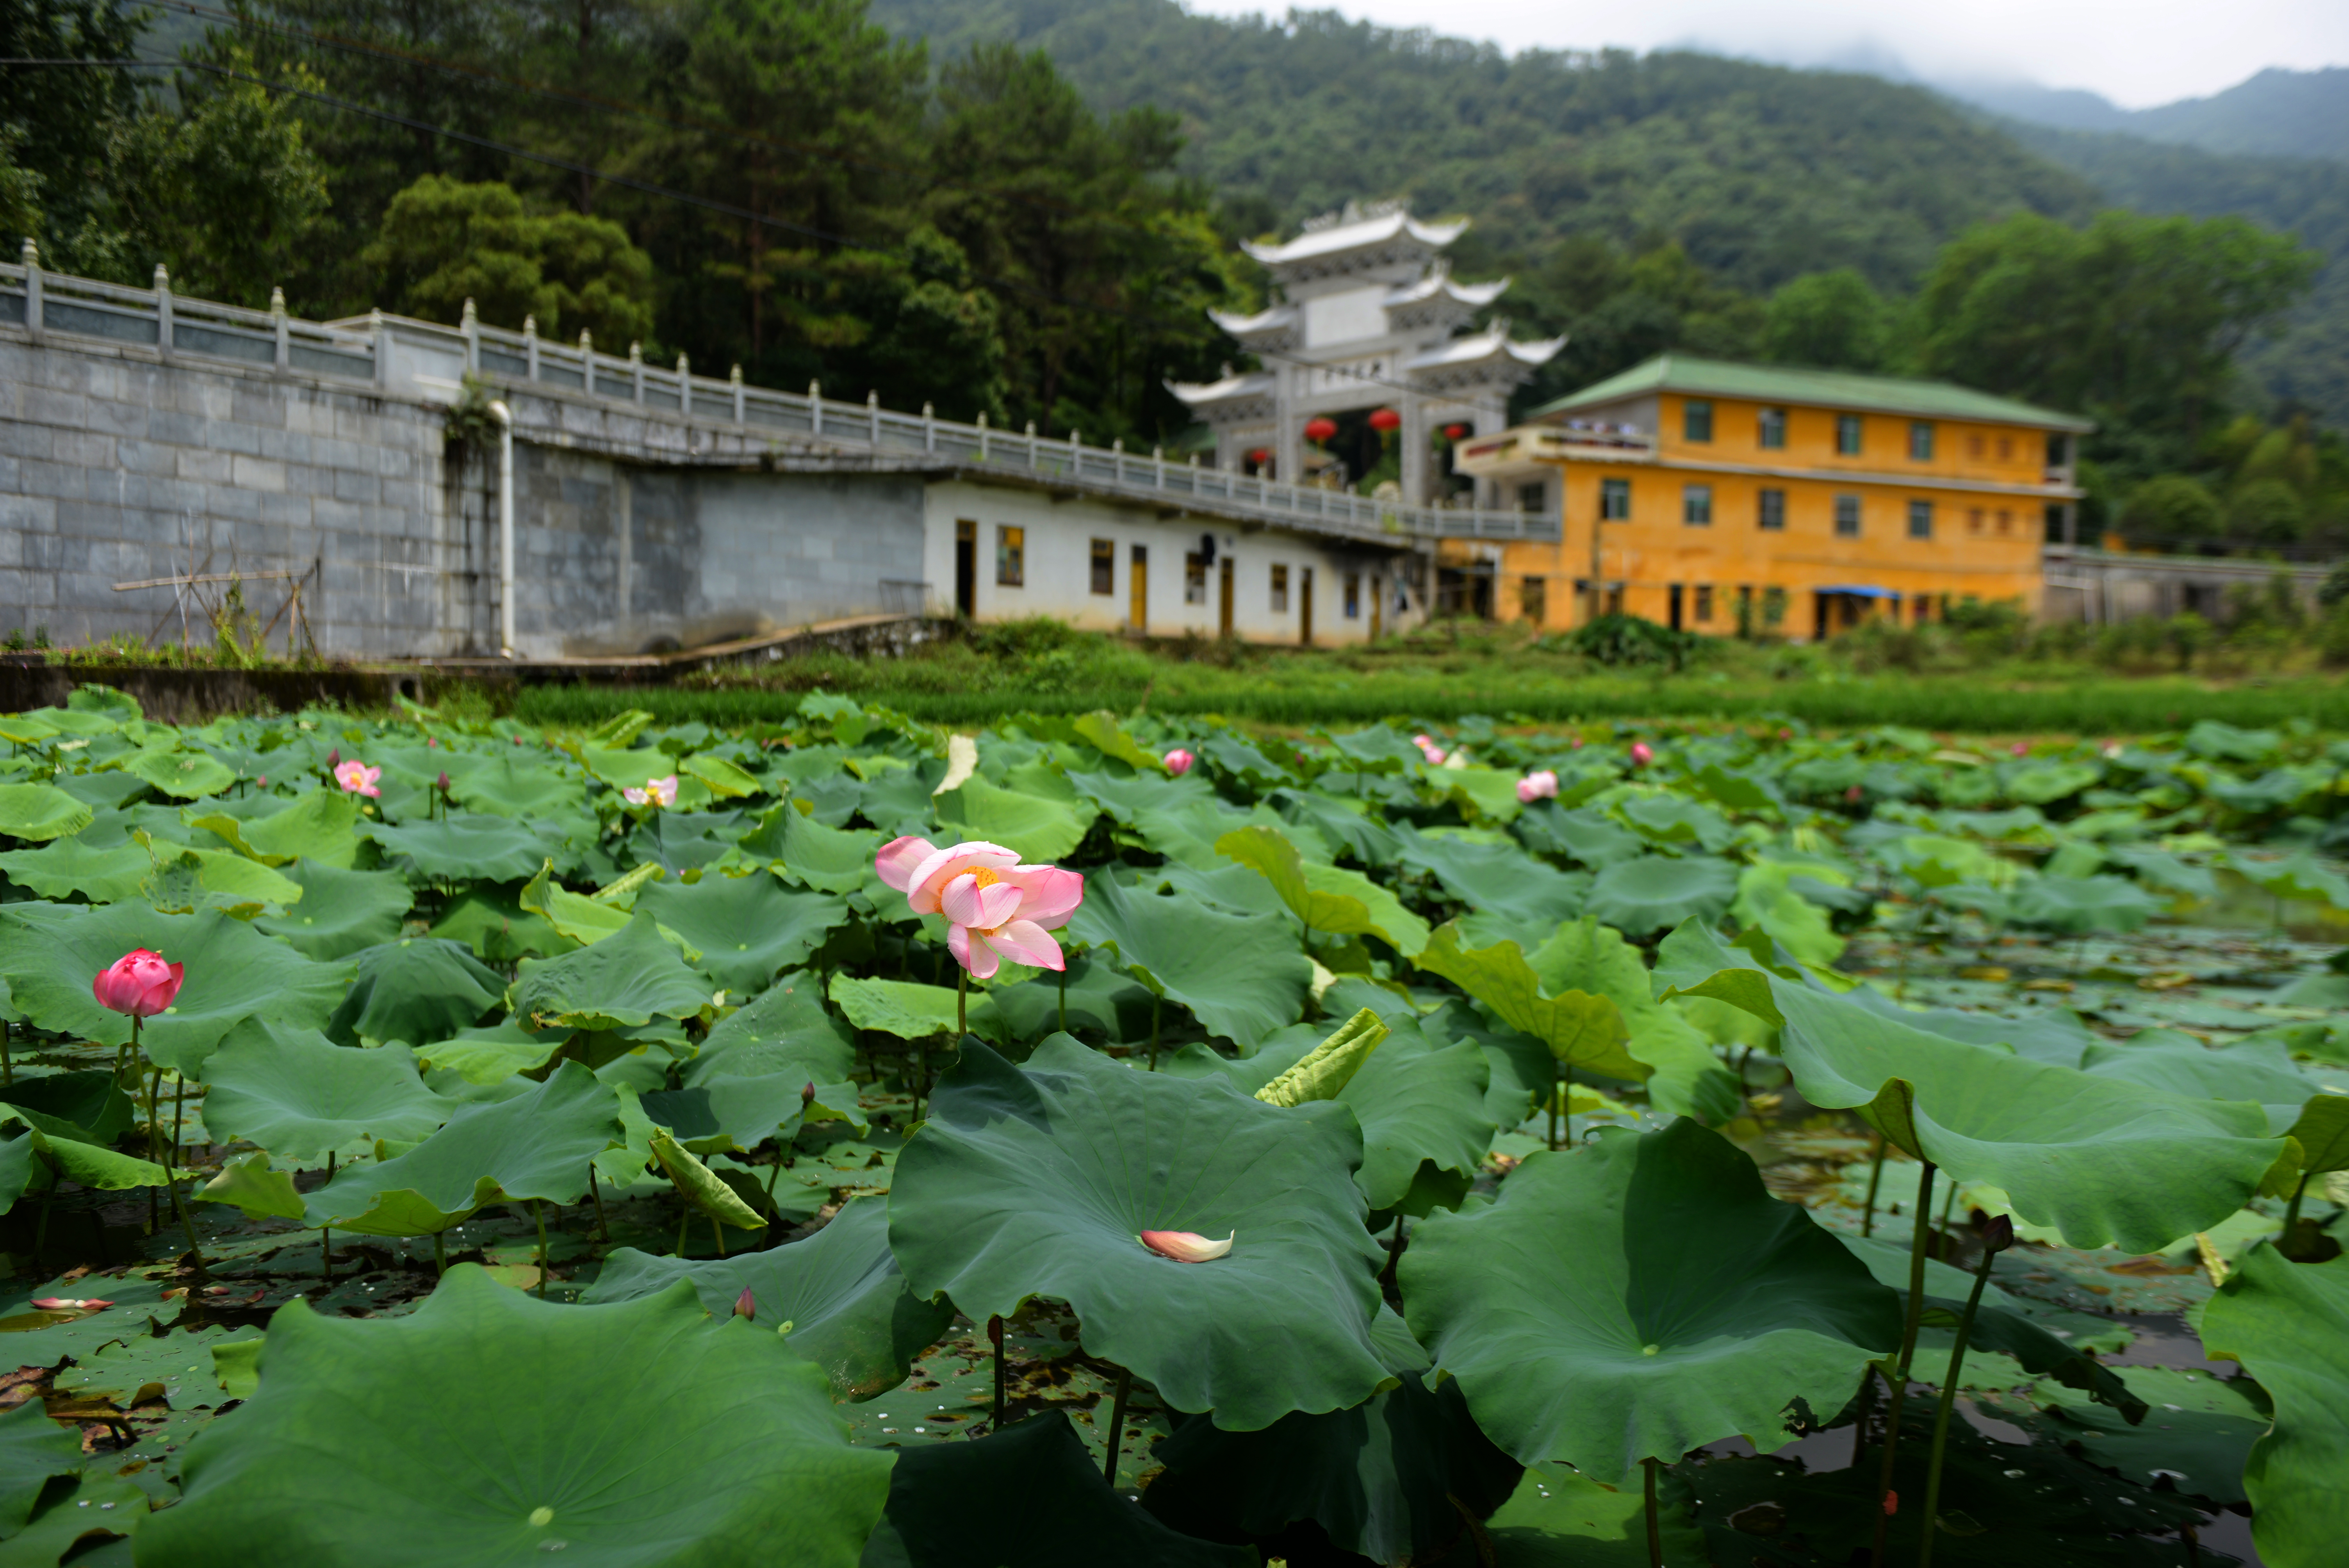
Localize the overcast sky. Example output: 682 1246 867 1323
1185 0 2346 109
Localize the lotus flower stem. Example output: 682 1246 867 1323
674 1202 691 1258
1103 1366 1133 1487
1915 1234 2001 1568
2 1019 11 1086
989 1314 1007 1427
322 1152 336 1284
1547 1060 1560 1151
1868 1159 1937 1568
536 1201 551 1294
711 1214 727 1257
589 1165 609 1241
1149 994 1162 1072
1643 1456 1663 1567
170 1071 186 1169
1860 1134 1887 1238
957 967 967 1037
433 1230 447 1275
1058 967 1068 1035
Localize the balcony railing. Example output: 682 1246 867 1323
0 253 1560 546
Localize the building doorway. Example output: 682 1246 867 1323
1219 557 1235 636
1299 567 1314 646
954 520 976 616
1667 583 1684 631
1129 544 1148 632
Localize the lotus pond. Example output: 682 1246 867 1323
0 686 2342 1568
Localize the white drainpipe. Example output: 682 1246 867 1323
490 400 515 656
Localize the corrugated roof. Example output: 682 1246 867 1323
1529 354 2094 432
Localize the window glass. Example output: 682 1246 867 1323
1184 552 1208 604
1693 584 1713 622
1520 575 1546 625
1907 500 1933 539
1757 488 1786 531
1270 563 1289 613
1344 572 1361 618
1909 421 1935 461
1600 478 1631 519
1517 481 1547 512
1682 484 1713 526
996 525 1025 587
1758 408 1787 449
1089 538 1114 595
1834 495 1860 538
1835 414 1862 455
1683 400 1713 442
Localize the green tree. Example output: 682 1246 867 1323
2116 475 2222 545
2226 477 2308 544
0 0 146 255
366 175 656 346
1914 210 2317 473
1760 268 1892 371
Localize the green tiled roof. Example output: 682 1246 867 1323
1529 354 2094 432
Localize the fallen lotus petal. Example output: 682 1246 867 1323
1140 1229 1235 1263
30 1298 110 1310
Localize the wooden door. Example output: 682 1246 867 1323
1299 567 1314 646
1218 557 1234 637
1129 545 1148 632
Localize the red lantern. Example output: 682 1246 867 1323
1444 423 1468 439
1369 407 1402 432
1246 448 1270 465
1303 417 1338 444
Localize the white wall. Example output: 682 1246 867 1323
921 479 1408 645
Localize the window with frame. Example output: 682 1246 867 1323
1835 413 1862 455
1997 437 2013 460
1907 500 1934 539
996 525 1025 587
1682 483 1713 526
1599 478 1631 520
1184 552 1208 604
1520 575 1547 625
1995 509 2012 534
1968 434 1985 458
1968 508 1985 534
1517 481 1547 513
1693 584 1714 622
1757 488 1786 531
1758 407 1788 449
1344 572 1361 618
1684 400 1714 442
1089 538 1114 595
1270 563 1289 613
1909 421 1935 461
1834 494 1861 538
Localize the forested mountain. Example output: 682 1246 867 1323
1954 67 2349 165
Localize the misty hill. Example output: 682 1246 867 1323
1952 67 2349 166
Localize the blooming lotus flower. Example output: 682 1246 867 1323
1516 769 1559 804
1163 747 1196 776
1141 1229 1233 1263
622 775 678 808
2010 742 2029 757
873 837 1084 979
1411 734 1447 765
333 759 381 797
93 949 183 1018
1629 741 1654 766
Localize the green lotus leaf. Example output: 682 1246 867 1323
1515 802 1646 870
326 938 507 1048
364 813 556 884
933 764 1098 864
1066 874 1310 1050
0 902 347 1075
688 977 858 1087
651 1131 765 1230
413 1018 566 1086
256 862 414 960
510 911 716 1033
1069 711 1168 775
2283 1095 2349 1174
2231 849 2349 910
0 783 93 843
584 1197 952 1402
143 841 305 913
118 746 237 800
0 836 152 900
2003 760 2101 804
2009 873 2166 934
1527 917 1739 1118
641 1073 818 1155
1141 1313 1520 1566
1440 766 1524 825
1415 922 1647 1084
679 752 761 799
199 1149 307 1221
1215 826 1429 955
191 787 360 868
1320 725 1426 774
1583 854 1739 936
766 809 881 896
303 1060 620 1236
137 1265 892 1568
0 1110 170 1210
0 1398 84 1535
635 871 850 996
1399 1119 1904 1485
1392 826 1590 936
2081 1033 2324 1130
1269 786 1404 867
888 1037 1392 1430
827 975 1003 1044
579 742 680 793
1710 963 2287 1253
447 751 587 819
1614 794 1736 851
2200 1243 2349 1568
0 1069 131 1146
199 1020 450 1160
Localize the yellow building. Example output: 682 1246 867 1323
1450 355 2092 638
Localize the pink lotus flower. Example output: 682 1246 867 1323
733 1287 756 1320
1570 736 1584 749
622 775 678 808
30 1297 110 1311
1845 784 1865 802
333 759 381 797
874 837 1084 979
1412 734 1447 765
1629 741 1654 766
1141 1229 1233 1263
2010 742 2029 757
1516 769 1559 804
93 950 183 1018
1163 748 1196 776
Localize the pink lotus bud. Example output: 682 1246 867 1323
1845 784 1864 802
801 1082 816 1109
733 1288 755 1320
513 735 524 745
1629 741 1654 766
436 772 451 793
1884 1490 1898 1517
326 747 340 768
426 737 438 748
1162 747 1195 776
1141 1229 1234 1263
1779 729 1793 741
93 950 184 1018
254 775 266 789
2010 742 2029 757
1570 736 1583 749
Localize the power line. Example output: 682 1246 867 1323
3 56 1448 402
